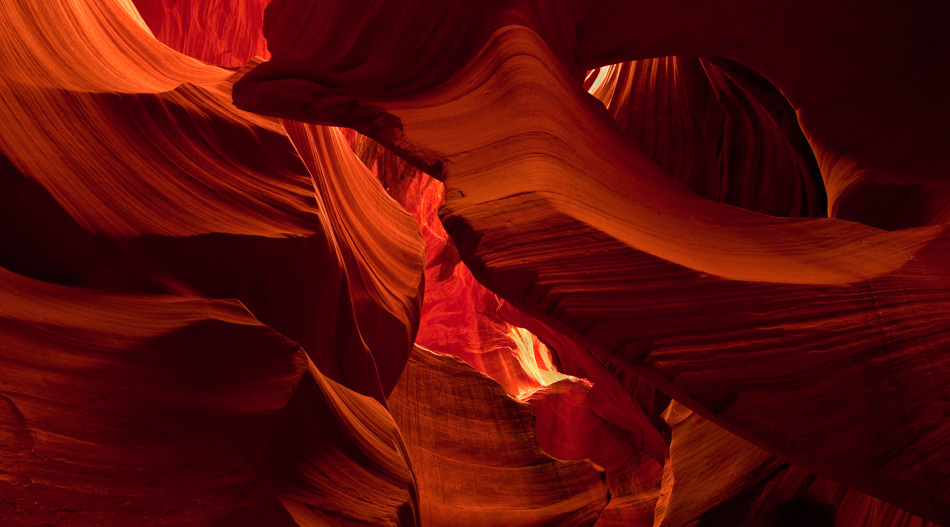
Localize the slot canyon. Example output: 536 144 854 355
1 0 948 525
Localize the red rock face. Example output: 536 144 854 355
2 0 948 526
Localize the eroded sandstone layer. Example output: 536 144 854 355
1 0 947 525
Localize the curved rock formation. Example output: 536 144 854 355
388 345 609 527
270 358 419 527
235 2 950 523
526 378 664 527
655 401 937 527
1 0 424 524
0 268 418 527
5 0 950 525
1 0 431 400
281 119 426 394
588 57 825 218
577 0 950 230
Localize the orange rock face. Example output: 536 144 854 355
2 0 948 526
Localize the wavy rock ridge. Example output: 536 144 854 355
2 0 948 525
235 0 950 525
